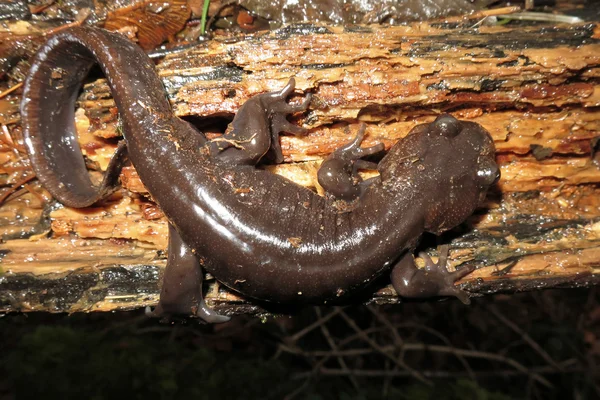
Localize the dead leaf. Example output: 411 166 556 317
104 0 191 50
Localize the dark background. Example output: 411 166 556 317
1 288 598 400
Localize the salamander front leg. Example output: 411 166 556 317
147 224 230 323
317 124 384 200
209 77 311 165
390 245 475 304
267 78 312 164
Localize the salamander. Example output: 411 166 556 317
21 27 500 323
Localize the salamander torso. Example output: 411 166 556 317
21 27 499 322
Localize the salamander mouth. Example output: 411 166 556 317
492 166 501 185
477 160 500 186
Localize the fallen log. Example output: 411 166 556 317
1 21 600 316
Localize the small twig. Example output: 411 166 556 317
489 305 564 372
407 344 552 388
468 17 488 30
1 124 27 155
288 307 344 342
366 305 426 389
337 308 430 385
22 183 47 205
382 361 396 397
325 325 404 351
281 341 554 388
470 6 522 18
441 6 522 24
277 344 365 357
43 11 89 36
279 309 350 399
30 0 57 14
314 308 359 390
0 174 36 206
392 321 475 380
133 326 175 334
283 377 312 400
280 340 334 400
366 305 405 349
291 360 581 379
0 82 23 99
496 12 583 24
282 349 328 400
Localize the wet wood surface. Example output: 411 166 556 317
1 21 600 317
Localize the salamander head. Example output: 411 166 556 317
379 114 499 234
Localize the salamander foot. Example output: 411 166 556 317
209 77 311 165
267 78 312 163
317 124 384 200
390 245 475 304
147 224 230 324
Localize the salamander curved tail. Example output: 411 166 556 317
21 27 172 207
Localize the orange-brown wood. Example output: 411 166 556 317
1 21 599 315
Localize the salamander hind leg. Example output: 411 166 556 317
390 245 475 304
147 224 230 324
317 124 384 200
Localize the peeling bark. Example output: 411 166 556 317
1 21 600 316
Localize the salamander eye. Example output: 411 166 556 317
432 114 461 138
477 158 501 187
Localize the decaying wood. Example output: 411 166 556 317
1 21 600 317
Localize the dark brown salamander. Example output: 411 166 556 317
21 27 500 323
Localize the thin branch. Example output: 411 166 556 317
337 308 430 385
389 320 475 380
314 307 359 390
0 82 23 99
489 305 564 372
0 174 36 206
288 307 344 343
280 342 554 388
291 359 580 380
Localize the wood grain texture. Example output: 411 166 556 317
1 21 600 317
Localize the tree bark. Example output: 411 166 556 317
1 21 600 316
